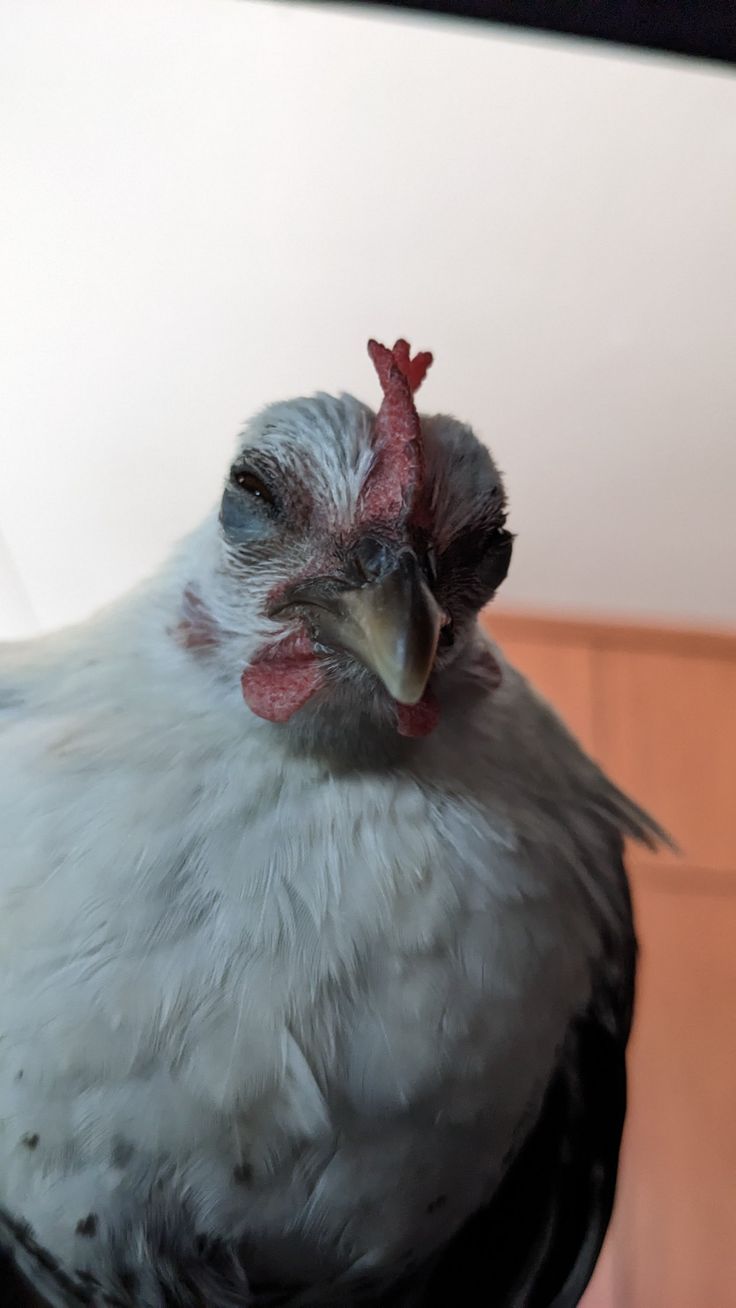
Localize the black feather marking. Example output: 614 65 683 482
0 1249 55 1307
75 1215 98 1239
421 837 635 1308
0 1204 101 1305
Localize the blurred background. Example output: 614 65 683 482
1 1 734 1304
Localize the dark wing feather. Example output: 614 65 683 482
422 840 636 1308
0 1247 57 1307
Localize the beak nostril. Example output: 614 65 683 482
352 535 392 584
439 617 455 649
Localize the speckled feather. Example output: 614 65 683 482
0 356 662 1307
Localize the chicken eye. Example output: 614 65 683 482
233 470 275 507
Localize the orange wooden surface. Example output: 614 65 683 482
594 648 736 875
489 632 596 752
488 608 736 662
615 864 736 1308
482 606 736 1308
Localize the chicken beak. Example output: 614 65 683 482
278 550 444 705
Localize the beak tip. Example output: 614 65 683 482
390 680 428 707
381 659 435 706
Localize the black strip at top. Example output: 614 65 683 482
344 0 736 66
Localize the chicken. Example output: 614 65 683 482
0 339 660 1307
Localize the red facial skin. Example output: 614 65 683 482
172 587 222 652
396 691 440 738
241 631 326 724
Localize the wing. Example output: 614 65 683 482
0 1202 107 1308
422 835 636 1308
0 1249 55 1308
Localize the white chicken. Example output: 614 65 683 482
0 340 659 1307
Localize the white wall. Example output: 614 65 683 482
1 0 735 640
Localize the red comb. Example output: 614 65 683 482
361 338 434 527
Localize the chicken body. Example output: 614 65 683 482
0 366 655 1306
